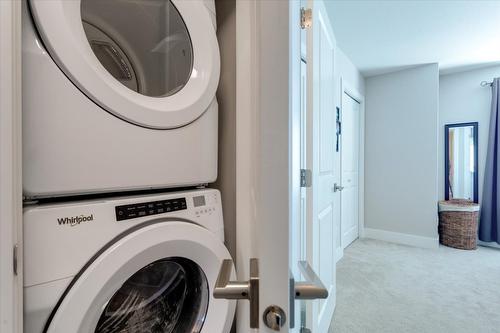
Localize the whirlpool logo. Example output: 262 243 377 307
57 214 94 227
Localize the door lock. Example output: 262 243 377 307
263 305 286 331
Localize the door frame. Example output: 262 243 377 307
338 77 365 260
0 1 23 332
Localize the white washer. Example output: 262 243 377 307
23 0 220 198
24 189 235 333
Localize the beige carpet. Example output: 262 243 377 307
329 239 500 333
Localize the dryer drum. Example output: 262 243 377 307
81 0 194 98
82 21 140 93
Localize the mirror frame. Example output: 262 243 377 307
444 122 479 203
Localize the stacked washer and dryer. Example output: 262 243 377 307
22 0 235 332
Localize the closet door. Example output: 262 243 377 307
341 91 361 248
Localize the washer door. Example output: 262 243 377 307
29 0 220 129
45 221 235 333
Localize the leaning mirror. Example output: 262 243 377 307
445 122 479 203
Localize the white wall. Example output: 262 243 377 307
364 64 439 245
336 48 365 97
439 65 499 204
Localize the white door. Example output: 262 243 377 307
341 92 361 248
304 0 339 331
230 1 337 331
0 1 23 332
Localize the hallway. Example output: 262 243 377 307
329 239 500 333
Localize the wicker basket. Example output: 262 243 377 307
438 199 480 250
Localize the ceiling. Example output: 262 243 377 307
325 1 500 77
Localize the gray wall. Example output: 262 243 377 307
439 66 499 205
365 64 439 239
214 0 236 261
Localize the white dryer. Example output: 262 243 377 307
23 0 220 198
23 189 235 333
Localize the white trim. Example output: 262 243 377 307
335 247 344 263
363 228 439 249
339 77 365 251
0 1 23 332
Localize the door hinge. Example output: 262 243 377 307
13 244 18 276
300 169 312 188
300 8 312 29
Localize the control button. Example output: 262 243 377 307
115 197 187 221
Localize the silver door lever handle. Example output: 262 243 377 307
214 258 259 328
295 261 328 299
333 183 344 192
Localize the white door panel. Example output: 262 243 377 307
235 1 337 331
305 1 338 331
235 1 291 332
341 92 361 249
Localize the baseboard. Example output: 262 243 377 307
335 246 344 263
362 228 439 249
478 240 500 249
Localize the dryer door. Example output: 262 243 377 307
29 0 219 129
44 221 235 333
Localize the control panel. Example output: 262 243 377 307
115 197 187 221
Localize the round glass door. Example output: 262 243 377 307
95 257 208 333
81 0 193 97
43 221 234 333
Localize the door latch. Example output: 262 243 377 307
13 244 18 276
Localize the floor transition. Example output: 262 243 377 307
329 239 500 333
